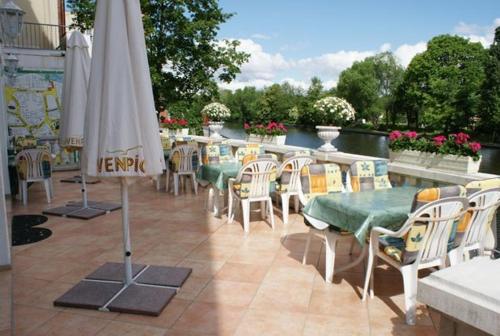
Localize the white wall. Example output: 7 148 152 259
0 144 11 267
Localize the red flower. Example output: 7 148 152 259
389 130 402 141
404 131 418 139
432 135 447 146
454 132 470 145
244 122 250 129
178 119 188 126
469 142 481 153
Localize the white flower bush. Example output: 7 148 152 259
201 102 231 122
313 96 356 125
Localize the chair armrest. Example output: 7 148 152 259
228 178 236 197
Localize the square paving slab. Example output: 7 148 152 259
107 284 177 316
86 262 146 282
66 207 107 220
43 205 81 217
136 265 192 288
68 201 122 212
53 280 123 310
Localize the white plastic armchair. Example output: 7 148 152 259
15 149 53 205
276 155 314 225
228 158 278 233
362 196 469 325
166 144 200 196
448 188 500 265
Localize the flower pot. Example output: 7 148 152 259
316 126 340 152
389 149 482 174
208 121 224 138
246 134 286 145
165 128 189 137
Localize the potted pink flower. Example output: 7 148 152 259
388 130 482 174
160 117 189 136
244 121 288 145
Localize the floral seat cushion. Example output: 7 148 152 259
201 144 234 165
349 160 392 192
235 144 264 164
380 185 466 264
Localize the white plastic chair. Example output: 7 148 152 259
448 188 500 265
166 144 199 196
362 196 469 325
228 158 278 233
15 149 53 205
275 155 314 225
298 163 353 283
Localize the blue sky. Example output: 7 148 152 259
216 0 500 90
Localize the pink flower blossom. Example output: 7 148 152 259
454 132 470 145
244 122 250 129
389 130 402 141
433 135 447 146
469 142 481 153
404 131 418 139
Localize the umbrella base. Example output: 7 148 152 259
42 206 81 217
54 262 192 316
43 204 107 220
67 200 122 212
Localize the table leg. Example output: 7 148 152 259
324 230 368 282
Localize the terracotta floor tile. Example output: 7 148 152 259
303 314 370 336
196 279 259 307
13 305 59 336
234 309 307 336
250 281 313 314
95 320 167 336
176 276 211 300
214 262 269 283
262 265 317 285
26 311 110 336
176 259 225 278
228 249 278 265
171 302 246 335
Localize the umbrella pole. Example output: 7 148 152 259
80 150 88 208
120 177 133 285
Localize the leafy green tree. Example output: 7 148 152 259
395 35 486 132
477 26 500 142
298 77 326 126
67 0 249 108
256 84 294 123
220 87 262 123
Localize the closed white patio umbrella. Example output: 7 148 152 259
84 0 164 284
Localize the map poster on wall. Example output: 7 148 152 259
5 69 79 170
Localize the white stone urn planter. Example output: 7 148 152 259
247 134 286 145
389 149 482 174
208 121 224 138
316 126 340 152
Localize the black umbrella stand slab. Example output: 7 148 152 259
60 175 100 184
43 204 107 220
54 262 192 316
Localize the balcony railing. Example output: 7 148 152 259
3 22 68 50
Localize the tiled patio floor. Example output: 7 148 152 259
6 171 438 335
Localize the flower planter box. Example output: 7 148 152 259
247 134 286 145
389 150 481 174
162 128 189 137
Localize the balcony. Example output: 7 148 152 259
3 22 67 50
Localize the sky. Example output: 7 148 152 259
216 0 500 90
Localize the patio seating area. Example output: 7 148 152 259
5 169 439 335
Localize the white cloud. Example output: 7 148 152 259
393 42 427 67
453 18 500 47
250 33 272 40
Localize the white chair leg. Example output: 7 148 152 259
206 187 214 212
49 178 54 198
281 193 289 225
448 248 462 266
293 195 299 213
22 181 28 206
228 192 234 223
156 174 161 191
165 170 170 193
43 180 51 203
324 232 338 283
174 173 179 196
260 201 266 219
192 173 198 195
242 199 250 233
267 198 275 230
401 266 418 325
362 245 375 300
302 229 313 264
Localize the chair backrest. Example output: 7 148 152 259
403 196 469 266
460 188 500 250
241 153 278 165
201 143 234 165
15 149 52 181
299 163 344 205
235 144 264 164
388 185 466 265
348 160 391 192
278 155 314 194
233 158 278 199
170 145 198 173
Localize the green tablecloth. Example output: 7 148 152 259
303 186 418 245
198 162 241 190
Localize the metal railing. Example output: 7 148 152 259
3 22 68 50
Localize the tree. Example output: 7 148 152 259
67 0 249 108
336 52 403 127
256 84 294 123
298 77 326 126
394 35 487 132
477 26 500 142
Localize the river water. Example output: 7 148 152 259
220 125 500 175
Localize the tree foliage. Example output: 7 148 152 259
67 0 249 108
394 35 487 132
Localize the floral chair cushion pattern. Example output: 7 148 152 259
282 150 313 160
300 163 343 202
235 144 264 164
381 185 466 265
201 144 234 165
349 160 392 192
232 159 277 199
169 147 199 173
